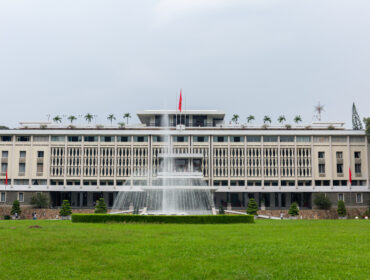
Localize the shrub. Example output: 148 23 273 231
285 124 292 129
4 215 10 220
60 200 72 216
327 125 335 130
72 214 255 224
246 198 258 215
314 194 332 210
95 198 107 214
30 193 49 208
337 200 346 217
288 202 299 216
11 200 21 216
219 206 225 215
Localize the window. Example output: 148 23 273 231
314 136 329 143
350 136 365 143
33 136 49 142
354 152 361 159
336 152 343 159
230 136 244 143
19 151 26 158
19 163 25 173
331 136 346 143
18 192 24 202
153 136 166 142
37 163 43 173
355 163 361 174
84 136 98 142
1 163 7 173
16 136 30 142
213 136 227 142
246 136 261 142
117 136 130 142
2 151 8 158
0 136 12 142
101 136 114 142
193 136 208 142
296 136 311 142
336 164 343 174
280 136 294 142
0 192 5 202
173 136 188 142
37 151 44 158
51 136 65 142
134 136 148 142
356 193 363 203
338 193 344 201
67 136 81 142
319 164 325 174
263 136 278 142
318 152 325 159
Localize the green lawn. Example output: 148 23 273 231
0 220 369 280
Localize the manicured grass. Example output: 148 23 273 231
0 220 369 280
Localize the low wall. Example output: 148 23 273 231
0 206 94 219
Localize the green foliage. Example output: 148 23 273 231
328 125 335 130
288 202 299 216
11 200 21 215
30 193 49 208
59 200 72 216
94 198 107 214
285 124 292 129
0 125 9 129
314 194 332 210
337 200 346 217
364 117 370 136
72 214 255 224
246 198 258 215
3 215 10 220
218 206 225 215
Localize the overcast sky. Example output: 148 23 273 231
0 0 369 128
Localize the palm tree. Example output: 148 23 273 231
263 116 272 124
53 115 62 124
278 115 286 124
84 113 93 124
294 115 302 125
124 113 131 124
231 114 239 124
247 115 255 124
107 114 116 124
67 115 77 124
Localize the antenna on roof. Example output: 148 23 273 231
314 102 324 121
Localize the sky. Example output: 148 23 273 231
0 0 369 128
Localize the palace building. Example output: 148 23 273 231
0 109 369 210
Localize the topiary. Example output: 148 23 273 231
10 200 21 216
246 198 258 215
219 206 225 215
30 193 49 208
288 202 299 216
95 198 107 214
313 194 332 210
337 200 346 217
59 200 72 216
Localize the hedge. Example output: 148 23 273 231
71 214 254 224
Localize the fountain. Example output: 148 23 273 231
112 114 216 215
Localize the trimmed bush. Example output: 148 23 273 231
30 193 49 208
314 194 332 210
11 200 21 216
60 200 72 216
72 214 254 224
288 202 299 216
219 206 225 215
95 198 107 214
246 198 258 215
337 200 346 217
3 215 10 220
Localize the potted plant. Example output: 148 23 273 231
337 200 347 219
288 202 299 219
59 200 72 220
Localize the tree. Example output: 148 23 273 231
278 115 286 124
247 115 255 124
11 200 21 216
288 202 299 216
219 206 225 215
294 115 302 125
231 114 239 124
337 200 346 217
118 122 125 128
352 103 363 130
67 115 77 124
53 116 62 124
124 113 131 124
263 116 272 125
84 113 94 124
313 194 332 210
95 198 107 214
107 114 116 124
246 198 258 215
59 200 72 216
30 193 49 208
363 117 370 137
